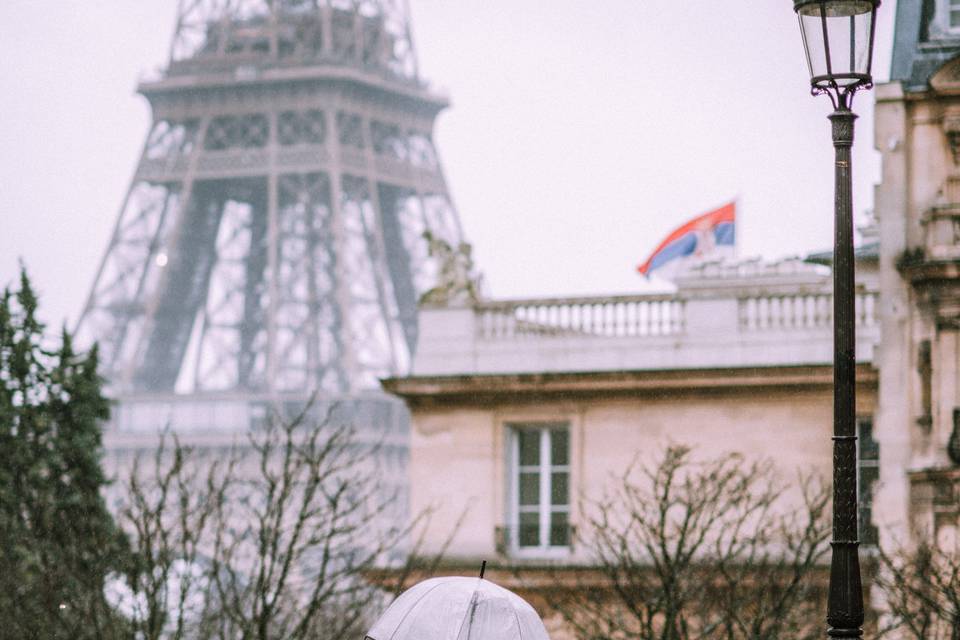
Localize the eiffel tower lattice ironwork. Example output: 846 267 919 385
77 0 464 397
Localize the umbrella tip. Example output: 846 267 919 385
479 560 486 579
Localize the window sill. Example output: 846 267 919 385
506 547 573 562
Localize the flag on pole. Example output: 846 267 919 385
637 201 736 278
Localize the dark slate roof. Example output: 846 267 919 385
891 0 960 90
805 241 879 266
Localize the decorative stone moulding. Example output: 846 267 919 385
908 468 960 546
930 56 960 164
922 206 960 260
948 408 960 465
931 56 960 95
944 114 960 165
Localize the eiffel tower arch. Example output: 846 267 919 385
77 1 465 532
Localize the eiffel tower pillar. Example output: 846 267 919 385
77 1 464 536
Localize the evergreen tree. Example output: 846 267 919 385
0 269 128 639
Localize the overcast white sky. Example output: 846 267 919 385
0 1 897 328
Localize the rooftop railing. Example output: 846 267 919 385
474 290 878 340
475 294 684 340
413 287 881 376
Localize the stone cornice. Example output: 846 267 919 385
381 364 878 407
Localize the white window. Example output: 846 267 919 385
508 423 570 554
857 417 879 547
935 0 960 33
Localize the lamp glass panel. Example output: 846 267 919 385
826 8 872 83
798 10 829 79
797 1 874 84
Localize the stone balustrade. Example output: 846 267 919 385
413 287 880 377
738 291 877 330
475 294 684 339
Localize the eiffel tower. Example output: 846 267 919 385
77 0 463 411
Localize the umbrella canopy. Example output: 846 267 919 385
366 576 551 640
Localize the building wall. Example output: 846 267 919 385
873 81 916 549
874 62 960 550
409 383 876 562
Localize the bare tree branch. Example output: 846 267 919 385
874 537 960 639
544 445 830 640
114 398 457 640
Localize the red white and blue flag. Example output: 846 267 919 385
637 201 736 278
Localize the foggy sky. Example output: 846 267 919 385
0 1 897 329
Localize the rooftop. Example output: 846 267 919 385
404 258 879 381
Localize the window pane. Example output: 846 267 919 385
551 428 569 466
519 472 540 505
518 430 540 466
952 9 960 27
858 418 878 460
519 512 540 547
551 472 569 506
550 511 569 547
858 465 879 546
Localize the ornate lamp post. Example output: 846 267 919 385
791 1 879 638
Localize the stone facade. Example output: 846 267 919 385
383 259 880 563
873 0 960 553
384 4 960 595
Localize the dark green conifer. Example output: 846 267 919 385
0 269 128 639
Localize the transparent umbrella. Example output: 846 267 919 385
365 575 551 640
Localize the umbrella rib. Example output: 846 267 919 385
386 581 449 640
453 580 482 640
512 604 524 640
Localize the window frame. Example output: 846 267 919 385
857 415 880 547
506 422 571 558
933 0 960 37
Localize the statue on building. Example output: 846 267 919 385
419 230 481 306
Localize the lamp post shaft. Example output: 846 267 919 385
826 108 864 639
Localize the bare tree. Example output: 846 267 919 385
111 434 231 640
111 401 455 640
545 445 830 640
874 539 960 639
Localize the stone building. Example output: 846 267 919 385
873 0 960 553
383 256 881 571
379 4 960 605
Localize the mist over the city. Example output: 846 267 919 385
8 2 960 640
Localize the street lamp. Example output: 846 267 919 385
792 1 879 639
